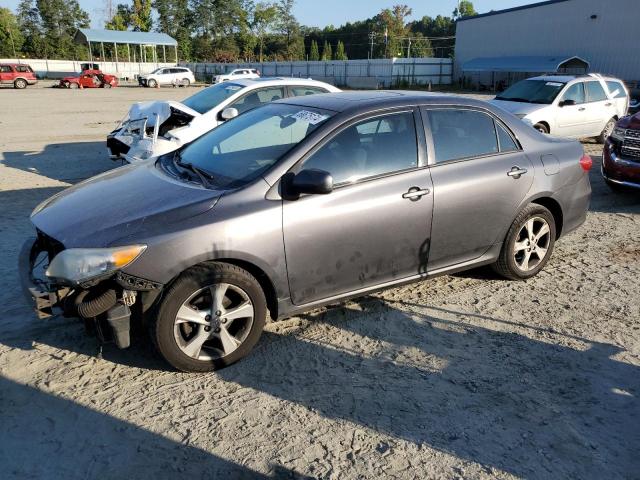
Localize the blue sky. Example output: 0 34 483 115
4 0 534 28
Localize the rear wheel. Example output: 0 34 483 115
181 78 190 87
533 123 549 134
147 78 157 88
151 262 267 372
597 118 616 144
492 204 556 280
103 82 112 89
14 78 27 89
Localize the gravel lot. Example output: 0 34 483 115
0 85 638 480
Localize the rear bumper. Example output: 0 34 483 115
138 78 148 86
555 174 591 237
27 79 38 85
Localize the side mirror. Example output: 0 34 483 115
285 169 333 197
559 99 576 107
220 107 239 121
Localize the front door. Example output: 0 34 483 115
555 82 587 137
423 107 534 271
283 110 433 305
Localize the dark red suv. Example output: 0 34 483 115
604 113 640 190
0 63 38 89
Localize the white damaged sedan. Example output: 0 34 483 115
107 77 340 163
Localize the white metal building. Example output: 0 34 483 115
454 0 640 83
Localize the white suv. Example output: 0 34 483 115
491 74 629 142
139 67 195 88
213 68 260 84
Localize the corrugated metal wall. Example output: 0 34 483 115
181 58 453 88
454 0 639 82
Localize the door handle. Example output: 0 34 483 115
402 187 430 200
507 166 528 179
605 102 612 107
578 107 586 111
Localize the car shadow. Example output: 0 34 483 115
216 298 638 479
0 376 312 479
1 141 116 184
587 154 639 214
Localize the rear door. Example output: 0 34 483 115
423 107 533 271
282 109 433 305
583 80 617 136
605 80 629 118
0 65 13 84
555 82 587 137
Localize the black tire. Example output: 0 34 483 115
533 123 549 134
597 118 616 144
69 82 79 89
147 78 157 88
492 204 556 280
181 78 190 87
14 78 27 89
103 83 112 89
151 262 267 372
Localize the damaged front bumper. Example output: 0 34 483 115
18 236 135 349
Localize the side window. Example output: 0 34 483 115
606 81 626 99
231 87 285 114
0 65 12 73
428 109 499 163
291 86 328 97
16 65 29 73
561 83 585 104
496 122 519 153
585 81 608 102
302 111 418 185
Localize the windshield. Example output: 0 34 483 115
495 79 566 104
151 68 164 74
176 103 334 188
181 83 244 114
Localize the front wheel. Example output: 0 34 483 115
533 123 549 134
68 82 79 89
147 78 157 88
103 82 112 89
151 262 267 372
492 204 556 280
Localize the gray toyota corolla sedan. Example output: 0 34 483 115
20 91 592 372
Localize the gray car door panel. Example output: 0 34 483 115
422 107 534 271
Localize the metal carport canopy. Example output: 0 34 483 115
462 55 589 73
74 29 177 47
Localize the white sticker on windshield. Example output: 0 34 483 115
292 110 329 125
546 82 563 87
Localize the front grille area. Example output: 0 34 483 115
624 128 640 140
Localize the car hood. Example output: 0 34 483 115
618 112 640 129
128 101 201 127
490 99 547 116
61 76 79 82
31 161 222 248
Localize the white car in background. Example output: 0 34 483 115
108 77 340 162
491 73 629 142
138 67 196 88
213 68 260 84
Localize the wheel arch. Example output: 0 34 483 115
535 120 550 133
529 196 564 239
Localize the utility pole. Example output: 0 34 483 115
407 38 411 58
368 32 375 59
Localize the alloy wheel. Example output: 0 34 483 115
173 283 254 361
513 216 551 272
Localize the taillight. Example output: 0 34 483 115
579 154 592 172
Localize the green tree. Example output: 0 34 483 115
375 4 412 58
276 0 304 59
105 3 132 30
154 0 192 60
131 0 153 31
321 40 331 61
251 2 278 62
0 8 24 57
309 39 319 61
453 0 477 19
334 40 347 60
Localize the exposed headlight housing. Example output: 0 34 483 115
611 127 626 141
46 245 146 284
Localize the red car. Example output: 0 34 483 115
603 112 640 190
59 69 118 89
0 63 38 89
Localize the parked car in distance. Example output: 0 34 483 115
108 77 340 162
59 69 118 89
603 112 640 190
138 67 195 88
213 68 260 84
22 91 592 372
0 63 38 89
491 74 629 142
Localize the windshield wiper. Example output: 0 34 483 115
496 97 531 103
173 152 216 188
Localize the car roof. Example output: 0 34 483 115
275 90 493 114
528 74 622 83
232 77 335 88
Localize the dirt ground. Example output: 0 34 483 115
0 85 638 480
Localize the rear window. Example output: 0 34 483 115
291 86 328 97
585 81 608 102
606 81 627 99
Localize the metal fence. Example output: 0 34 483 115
181 58 453 88
0 58 175 80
